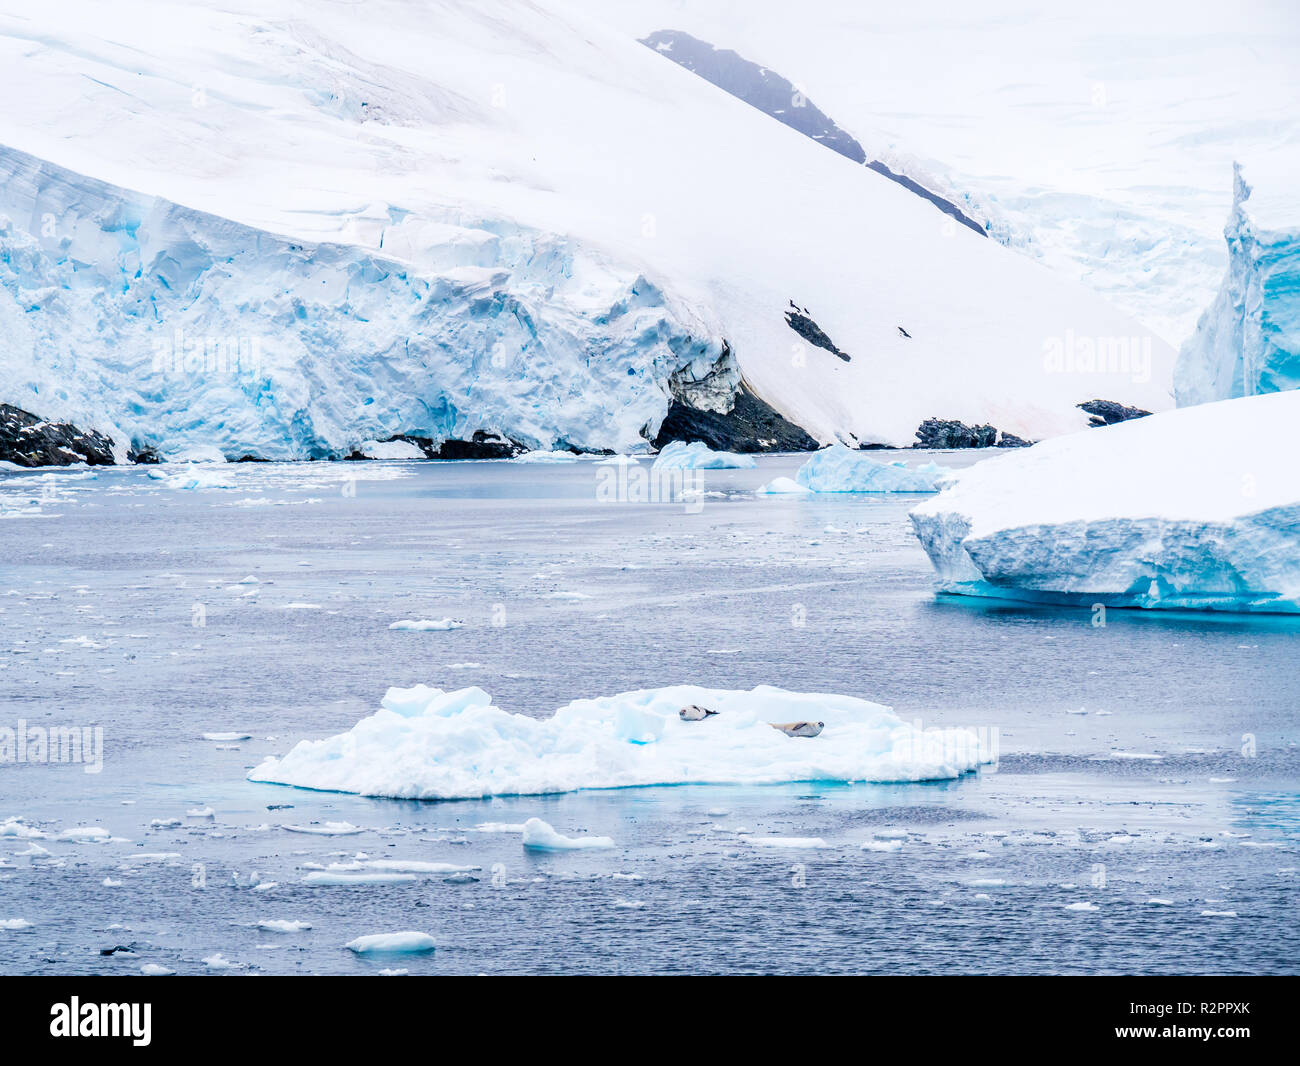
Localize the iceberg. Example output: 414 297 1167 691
651 441 756 470
756 476 811 495
909 391 1300 612
345 932 436 954
248 683 991 800
520 818 614 851
795 445 947 493
1175 165 1300 406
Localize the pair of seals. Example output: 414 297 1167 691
677 706 824 738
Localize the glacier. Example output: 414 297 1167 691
1175 164 1300 406
909 391 1300 613
0 144 715 460
795 445 947 493
247 683 992 800
0 0 1174 461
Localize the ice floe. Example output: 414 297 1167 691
248 683 992 800
388 618 463 631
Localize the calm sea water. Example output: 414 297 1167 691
1 455 1297 974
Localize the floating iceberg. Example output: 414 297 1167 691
756 476 811 495
248 683 990 800
345 932 436 954
651 441 756 470
388 618 463 632
1175 165 1300 406
795 445 947 493
909 391 1300 612
521 818 614 851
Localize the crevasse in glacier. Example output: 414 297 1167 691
909 391 1300 613
1175 164 1300 406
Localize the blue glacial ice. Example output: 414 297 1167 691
795 444 947 493
0 145 721 460
651 441 756 469
1175 164 1300 406
910 391 1300 612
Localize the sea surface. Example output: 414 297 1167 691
0 454 1296 974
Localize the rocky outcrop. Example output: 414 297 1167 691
436 430 525 460
650 343 819 453
914 418 1030 449
785 302 850 362
653 387 819 453
0 404 116 467
1077 399 1152 428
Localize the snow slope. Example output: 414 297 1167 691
0 0 1171 457
248 683 991 799
1175 164 1300 406
909 391 1300 612
600 0 1300 346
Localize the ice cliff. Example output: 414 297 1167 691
1175 164 1300 407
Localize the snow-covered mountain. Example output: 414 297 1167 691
0 0 1174 460
602 0 1300 347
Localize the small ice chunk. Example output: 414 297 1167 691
345 931 436 954
388 618 463 631
258 919 312 932
282 821 364 836
740 835 829 849
521 817 614 851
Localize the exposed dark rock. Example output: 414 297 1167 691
864 159 986 237
641 29 986 237
654 386 819 453
653 342 819 452
1077 399 1152 428
0 404 116 467
437 431 525 460
785 302 850 362
914 418 1032 449
232 454 268 463
127 444 163 464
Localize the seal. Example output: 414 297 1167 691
769 720 824 738
679 705 719 721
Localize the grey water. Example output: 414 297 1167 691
0 454 1297 975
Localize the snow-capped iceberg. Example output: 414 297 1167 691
247 683 991 800
651 441 755 470
909 391 1300 612
1175 164 1300 406
795 445 946 492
